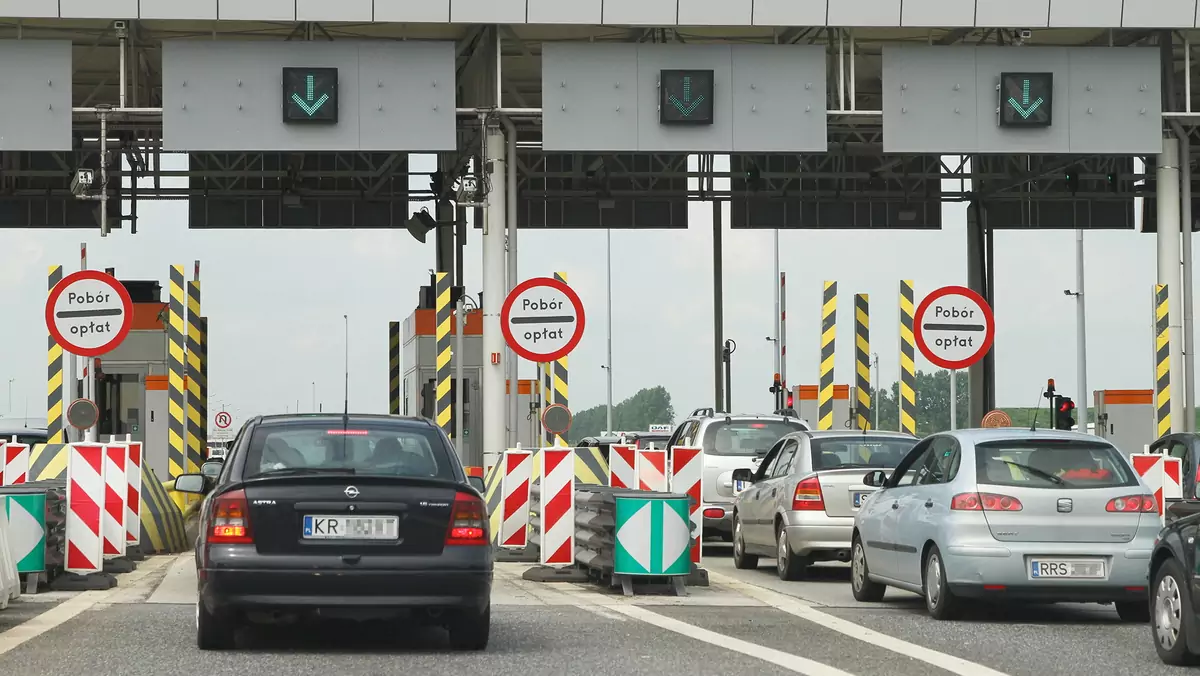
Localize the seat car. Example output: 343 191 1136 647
729 430 917 580
175 413 493 651
663 408 811 541
849 428 1158 621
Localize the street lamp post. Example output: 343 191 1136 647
601 364 613 433
7 378 13 417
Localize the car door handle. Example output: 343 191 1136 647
769 489 776 498
891 502 899 509
925 500 933 508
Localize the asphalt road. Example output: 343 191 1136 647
0 547 1178 676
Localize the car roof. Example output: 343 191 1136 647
0 427 47 435
252 413 436 430
795 430 918 440
939 427 1114 444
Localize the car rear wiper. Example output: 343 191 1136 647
254 467 357 478
997 460 1068 486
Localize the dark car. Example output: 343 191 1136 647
1149 499 1200 665
175 413 493 651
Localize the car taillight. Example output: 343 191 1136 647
445 492 488 546
1106 495 1157 513
792 476 824 511
208 489 253 544
951 492 1023 511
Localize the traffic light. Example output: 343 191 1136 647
1106 171 1119 192
429 172 445 200
1064 166 1080 194
786 390 794 409
1054 395 1076 430
745 163 762 192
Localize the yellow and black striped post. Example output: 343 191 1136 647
198 316 209 455
899 280 917 435
185 277 205 479
551 271 570 446
46 266 65 443
389 321 401 415
167 266 188 509
855 293 871 431
1156 284 1171 437
818 281 837 430
434 272 454 437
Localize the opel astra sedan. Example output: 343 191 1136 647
176 413 493 650
850 428 1157 621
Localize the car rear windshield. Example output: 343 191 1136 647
975 439 1138 489
702 420 804 456
242 422 455 481
811 437 916 470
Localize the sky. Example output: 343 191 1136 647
0 153 1174 429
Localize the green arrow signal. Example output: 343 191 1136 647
668 75 705 116
291 74 329 116
1007 78 1043 119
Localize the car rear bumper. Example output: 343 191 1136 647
198 545 492 614
703 503 734 535
783 512 854 562
941 541 1153 601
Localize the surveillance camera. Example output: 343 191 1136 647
113 20 127 38
1017 29 1033 39
70 169 95 198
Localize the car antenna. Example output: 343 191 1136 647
1030 386 1045 431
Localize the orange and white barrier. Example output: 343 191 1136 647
539 448 575 566
608 444 637 489
66 444 105 573
498 450 533 548
636 448 667 492
102 443 127 558
669 446 703 564
2 440 29 486
124 439 143 546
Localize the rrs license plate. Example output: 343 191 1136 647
1028 558 1106 579
302 515 400 540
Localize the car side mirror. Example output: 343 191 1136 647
200 460 224 478
467 475 485 493
174 473 207 494
863 470 888 488
731 468 754 483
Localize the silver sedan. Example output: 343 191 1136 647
850 428 1158 621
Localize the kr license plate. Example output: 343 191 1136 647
302 515 400 540
1028 558 1106 579
852 491 871 508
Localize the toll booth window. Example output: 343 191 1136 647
244 424 453 480
701 420 804 456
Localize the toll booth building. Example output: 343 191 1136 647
86 279 173 482
401 284 539 459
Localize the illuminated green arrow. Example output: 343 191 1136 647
1007 78 1043 119
291 74 329 116
668 76 705 117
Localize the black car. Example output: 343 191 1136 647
175 413 493 651
1148 499 1200 665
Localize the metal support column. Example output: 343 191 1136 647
504 119 519 448
1159 135 1186 433
481 122 507 467
1075 230 1089 430
1181 131 1196 432
712 178 724 411
435 154 454 276
965 202 990 427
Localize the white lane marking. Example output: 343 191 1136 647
606 604 856 676
575 602 627 622
708 570 1012 676
0 553 179 657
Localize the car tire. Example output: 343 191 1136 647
196 602 236 651
1153 557 1200 666
448 606 490 651
1116 600 1151 623
731 515 758 570
776 525 807 581
850 536 886 602
923 545 962 621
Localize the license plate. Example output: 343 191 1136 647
733 479 749 494
302 515 399 540
1028 558 1106 579
852 491 871 508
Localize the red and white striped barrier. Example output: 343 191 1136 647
124 439 143 545
66 444 105 574
669 446 703 564
499 450 533 548
637 448 667 492
1132 453 1184 519
608 444 637 489
2 440 29 486
1163 456 1183 504
539 448 575 566
102 443 127 558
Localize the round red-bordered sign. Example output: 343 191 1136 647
500 276 586 363
215 411 233 429
45 269 134 358
541 403 573 435
913 285 995 371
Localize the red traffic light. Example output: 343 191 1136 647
786 392 794 407
1059 399 1075 412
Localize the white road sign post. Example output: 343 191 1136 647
500 276 586 363
913 285 995 430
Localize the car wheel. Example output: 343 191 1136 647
1153 558 1200 665
850 536 886 602
776 525 807 581
196 602 236 651
1116 600 1151 623
731 515 759 570
923 545 962 620
448 606 490 651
